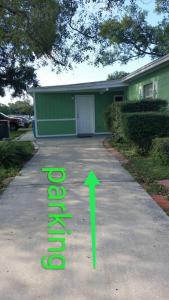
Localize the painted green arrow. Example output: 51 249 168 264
84 171 100 269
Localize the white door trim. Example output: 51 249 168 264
75 95 95 135
33 92 38 137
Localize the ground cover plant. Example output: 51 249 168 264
0 141 34 191
110 139 169 199
9 127 32 140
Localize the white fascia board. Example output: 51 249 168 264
28 80 128 94
123 54 169 82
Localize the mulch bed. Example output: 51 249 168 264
158 179 169 190
151 195 169 213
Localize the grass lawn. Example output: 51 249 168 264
110 139 169 199
10 127 32 139
0 141 35 193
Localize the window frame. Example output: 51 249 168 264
114 95 124 102
143 82 154 99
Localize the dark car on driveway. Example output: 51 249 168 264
15 116 31 128
0 112 24 131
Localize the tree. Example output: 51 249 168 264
156 0 169 13
0 0 122 97
0 103 10 114
107 71 129 80
8 100 33 115
1 0 168 96
97 1 169 65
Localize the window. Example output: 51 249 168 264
114 95 124 102
143 83 153 99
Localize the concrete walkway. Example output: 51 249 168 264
0 137 169 300
15 130 35 141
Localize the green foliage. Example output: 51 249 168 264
104 102 124 141
126 155 169 184
0 100 33 115
110 135 169 184
98 2 169 65
0 103 10 114
120 99 168 113
0 0 59 96
122 112 169 153
156 0 169 13
0 141 34 168
0 167 19 187
9 100 33 115
104 105 112 131
107 71 129 80
1 0 169 96
151 137 169 165
0 0 125 96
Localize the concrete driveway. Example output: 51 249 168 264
0 137 169 300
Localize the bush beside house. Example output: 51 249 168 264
120 99 168 113
122 112 169 153
105 99 169 154
105 99 169 207
104 102 123 141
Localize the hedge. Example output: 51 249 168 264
120 99 168 113
121 112 169 153
104 105 112 131
104 102 124 141
151 137 169 165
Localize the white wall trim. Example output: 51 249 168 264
36 133 76 138
36 132 111 138
95 132 111 134
37 118 75 122
75 98 78 135
33 92 38 137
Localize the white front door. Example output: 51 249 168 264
76 95 95 135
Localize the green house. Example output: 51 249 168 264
29 54 169 138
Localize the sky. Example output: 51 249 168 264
0 0 161 105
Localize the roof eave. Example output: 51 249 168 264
122 54 169 83
28 83 128 94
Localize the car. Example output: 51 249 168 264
14 116 31 128
0 112 24 131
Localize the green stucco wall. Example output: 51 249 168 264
36 93 75 119
35 90 125 136
127 65 169 101
95 91 124 132
37 120 75 135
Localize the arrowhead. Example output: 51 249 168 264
84 171 100 187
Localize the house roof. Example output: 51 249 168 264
123 54 169 82
28 79 128 94
28 55 169 94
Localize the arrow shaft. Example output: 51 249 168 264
89 186 96 269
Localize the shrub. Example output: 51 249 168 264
151 137 169 165
121 112 169 154
0 141 34 168
104 102 124 141
104 105 112 131
120 99 168 113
